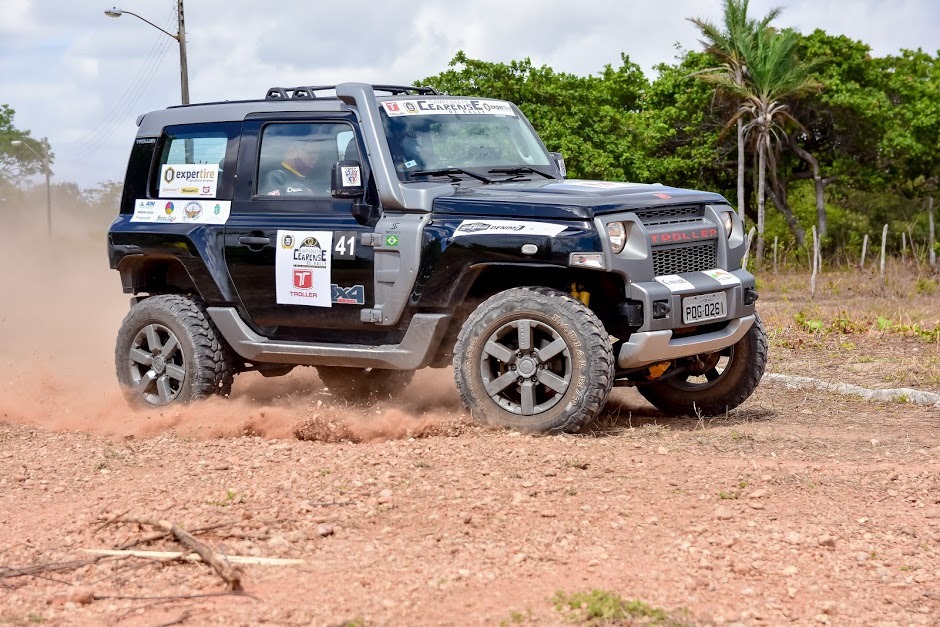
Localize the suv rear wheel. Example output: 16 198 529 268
637 314 767 416
115 295 233 406
454 287 613 434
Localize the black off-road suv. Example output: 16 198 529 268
108 83 766 433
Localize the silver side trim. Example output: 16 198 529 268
335 82 452 212
617 315 754 369
208 307 450 370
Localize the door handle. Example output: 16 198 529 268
238 236 271 246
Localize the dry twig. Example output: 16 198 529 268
105 516 243 591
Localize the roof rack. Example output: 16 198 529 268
264 84 438 100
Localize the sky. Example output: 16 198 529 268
2 0 938 189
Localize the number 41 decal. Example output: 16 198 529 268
333 231 357 260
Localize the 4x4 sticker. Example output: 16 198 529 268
331 284 365 305
159 164 218 198
131 199 230 224
452 220 568 238
276 230 333 307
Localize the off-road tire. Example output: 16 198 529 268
315 367 416 403
453 287 614 434
638 313 768 416
115 295 234 406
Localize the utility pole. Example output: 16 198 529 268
177 0 189 105
43 137 51 239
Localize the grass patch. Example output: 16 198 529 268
552 589 687 626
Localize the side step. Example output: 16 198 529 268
208 308 450 370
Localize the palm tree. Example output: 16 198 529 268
689 0 781 222
697 26 819 264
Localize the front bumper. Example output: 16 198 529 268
616 268 758 368
617 314 754 369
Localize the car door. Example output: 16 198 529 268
225 115 379 344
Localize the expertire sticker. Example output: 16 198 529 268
159 164 219 198
131 199 230 224
452 220 568 238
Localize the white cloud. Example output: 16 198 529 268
3 0 938 188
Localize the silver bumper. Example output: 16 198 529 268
617 314 755 369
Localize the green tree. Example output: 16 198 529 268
689 0 782 220
418 51 649 181
698 26 819 261
0 104 52 185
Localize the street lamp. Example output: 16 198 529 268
12 138 52 239
104 1 189 105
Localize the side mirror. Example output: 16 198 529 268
331 160 364 198
549 152 567 178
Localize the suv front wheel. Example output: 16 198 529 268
454 287 614 434
115 295 234 406
637 314 768 416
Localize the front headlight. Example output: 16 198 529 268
606 221 626 253
720 211 734 239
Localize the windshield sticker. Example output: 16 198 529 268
159 164 219 198
382 99 516 117
701 269 741 286
655 275 696 292
131 199 230 224
452 220 568 238
276 230 333 308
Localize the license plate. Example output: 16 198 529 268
682 292 727 324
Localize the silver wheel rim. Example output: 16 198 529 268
127 323 185 405
479 318 572 416
671 346 734 391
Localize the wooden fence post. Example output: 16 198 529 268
773 236 778 275
901 232 907 262
742 226 756 271
880 224 888 287
810 225 818 298
860 234 869 269
929 197 936 268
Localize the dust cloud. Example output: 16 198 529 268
0 204 466 441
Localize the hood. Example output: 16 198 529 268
430 179 729 220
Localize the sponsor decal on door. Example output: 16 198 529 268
275 230 333 307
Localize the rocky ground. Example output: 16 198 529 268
1 229 938 625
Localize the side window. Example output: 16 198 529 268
152 123 239 200
256 122 351 198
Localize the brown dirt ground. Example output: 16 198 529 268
1 216 939 626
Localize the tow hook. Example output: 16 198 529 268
645 361 671 380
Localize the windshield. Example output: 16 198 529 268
379 98 556 183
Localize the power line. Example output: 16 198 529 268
67 4 178 158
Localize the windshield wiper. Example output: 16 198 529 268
487 166 556 180
410 168 494 183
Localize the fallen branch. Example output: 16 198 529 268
83 549 305 566
116 522 232 551
104 516 243 591
0 555 119 581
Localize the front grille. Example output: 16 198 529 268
633 205 704 225
652 242 716 276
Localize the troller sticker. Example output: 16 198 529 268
276 230 333 307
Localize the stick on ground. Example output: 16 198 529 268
107 516 243 591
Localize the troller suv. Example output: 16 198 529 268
108 83 767 433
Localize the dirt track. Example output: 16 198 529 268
2 220 939 625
